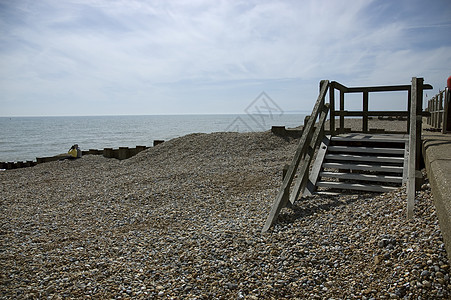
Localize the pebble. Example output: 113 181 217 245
0 124 449 298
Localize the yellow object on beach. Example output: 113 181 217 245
68 148 77 158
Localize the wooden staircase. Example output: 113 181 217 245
305 134 408 195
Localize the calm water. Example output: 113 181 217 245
0 114 306 162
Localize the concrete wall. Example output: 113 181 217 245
423 135 451 262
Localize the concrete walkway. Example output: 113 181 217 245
422 124 451 262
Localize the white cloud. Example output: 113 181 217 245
0 0 450 115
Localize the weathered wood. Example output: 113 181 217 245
402 141 409 184
334 111 409 117
330 136 407 144
407 77 423 219
327 145 405 155
316 181 399 193
325 153 404 164
322 162 404 173
444 88 450 133
262 80 329 232
339 90 345 133
280 164 291 209
363 91 369 132
331 81 432 93
304 136 330 196
319 172 403 183
329 82 335 135
289 104 330 204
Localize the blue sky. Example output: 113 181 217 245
1 0 450 116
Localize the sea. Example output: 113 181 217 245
0 114 307 163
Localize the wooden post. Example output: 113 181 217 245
154 140 164 146
340 90 345 133
434 96 440 128
103 148 114 158
444 88 450 133
439 92 443 129
329 82 335 135
407 89 411 134
407 77 423 219
363 90 369 133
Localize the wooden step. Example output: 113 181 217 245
327 145 405 155
316 181 399 193
331 135 407 144
322 162 404 173
319 171 403 183
325 154 404 164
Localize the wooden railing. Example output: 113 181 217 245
262 80 330 232
426 89 450 133
262 77 432 231
329 81 432 134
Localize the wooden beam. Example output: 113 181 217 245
363 91 369 133
330 82 432 93
340 90 345 133
329 82 335 135
407 77 423 219
304 136 331 196
334 111 409 117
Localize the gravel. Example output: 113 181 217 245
0 128 449 299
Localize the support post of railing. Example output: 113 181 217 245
339 90 345 133
407 89 411 134
329 82 335 135
439 92 444 130
363 90 369 133
444 88 450 133
407 77 423 219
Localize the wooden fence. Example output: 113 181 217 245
426 89 450 133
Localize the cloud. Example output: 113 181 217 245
0 0 450 115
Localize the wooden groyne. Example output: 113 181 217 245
425 89 450 133
0 140 165 171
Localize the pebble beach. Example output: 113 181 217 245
1 123 450 298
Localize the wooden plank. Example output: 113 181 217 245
331 136 407 144
407 77 424 219
330 82 432 93
363 91 369 132
327 145 405 155
262 80 329 232
304 135 330 196
334 111 409 117
443 90 449 133
329 83 335 135
319 171 403 183
325 154 404 164
322 162 404 173
402 141 409 184
316 181 399 192
289 104 330 204
340 90 345 132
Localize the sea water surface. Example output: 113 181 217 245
0 114 307 162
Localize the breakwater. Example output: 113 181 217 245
0 140 164 171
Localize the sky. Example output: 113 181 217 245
0 0 450 116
